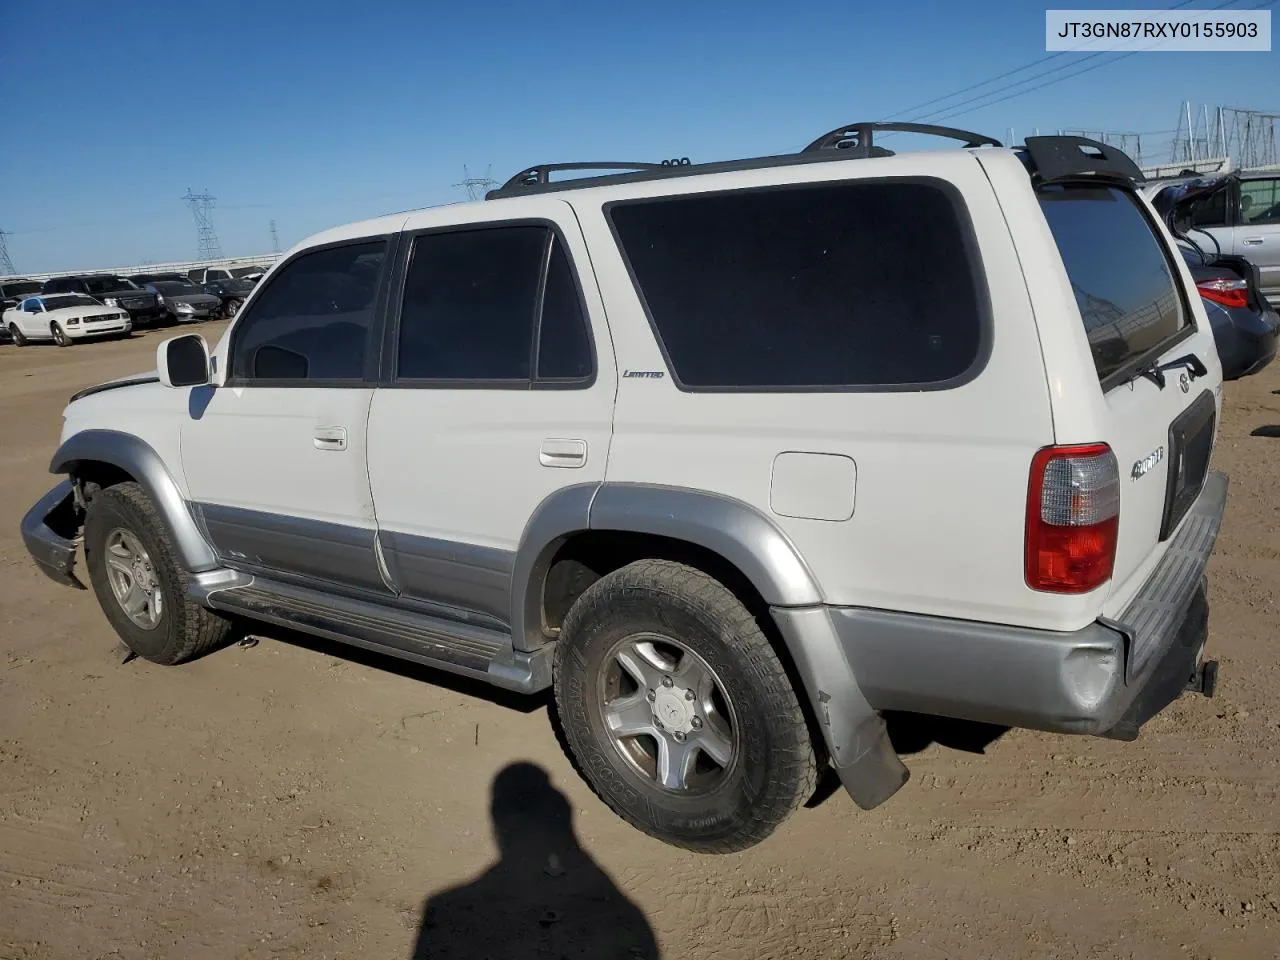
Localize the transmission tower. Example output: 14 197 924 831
453 165 498 201
269 219 280 254
1060 129 1145 165
1220 107 1280 169
0 229 15 276
181 188 223 261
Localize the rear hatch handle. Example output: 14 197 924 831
1132 352 1208 390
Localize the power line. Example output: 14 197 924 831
883 0 1201 126
915 0 1269 129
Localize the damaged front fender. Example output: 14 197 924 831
20 479 86 590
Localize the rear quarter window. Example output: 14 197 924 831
607 178 988 391
1038 184 1187 385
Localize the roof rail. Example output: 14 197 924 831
487 159 691 199
802 122 1002 156
1023 136 1145 184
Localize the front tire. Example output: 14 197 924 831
225 299 242 319
553 559 817 853
8 323 28 346
84 482 232 665
51 322 71 347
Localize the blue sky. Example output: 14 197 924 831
0 0 1274 273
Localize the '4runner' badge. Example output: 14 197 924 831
1131 446 1164 480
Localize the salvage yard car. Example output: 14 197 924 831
21 125 1228 853
41 275 166 327
142 280 224 323
4 293 131 346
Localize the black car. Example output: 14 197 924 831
129 272 189 286
41 275 166 326
1 279 45 341
1180 244 1278 380
1 278 44 312
201 277 257 317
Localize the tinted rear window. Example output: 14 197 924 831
608 179 986 390
1038 184 1186 384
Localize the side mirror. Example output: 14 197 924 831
157 334 211 387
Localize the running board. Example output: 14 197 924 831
203 577 551 694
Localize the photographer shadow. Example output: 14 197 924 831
412 762 660 960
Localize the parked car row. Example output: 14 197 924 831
1 264 269 347
1149 175 1279 381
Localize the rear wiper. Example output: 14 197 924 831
1131 352 1208 390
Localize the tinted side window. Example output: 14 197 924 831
608 180 985 389
1038 185 1186 384
536 237 592 380
230 240 386 382
1188 187 1228 228
397 226 547 381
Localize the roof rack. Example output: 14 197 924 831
485 123 1145 200
802 122 1002 156
489 159 691 197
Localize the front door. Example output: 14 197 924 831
365 203 615 629
181 236 394 594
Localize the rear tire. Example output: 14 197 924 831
51 322 71 347
83 481 232 665
553 559 817 853
8 323 27 346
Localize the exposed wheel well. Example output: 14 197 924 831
544 532 830 765
69 461 136 501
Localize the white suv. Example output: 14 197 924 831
21 124 1229 853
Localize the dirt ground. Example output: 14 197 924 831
1 323 1277 960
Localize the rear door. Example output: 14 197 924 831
364 200 615 628
1035 181 1221 616
1234 176 1280 305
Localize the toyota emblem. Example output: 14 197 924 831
1179 371 1191 394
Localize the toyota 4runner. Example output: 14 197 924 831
21 123 1229 853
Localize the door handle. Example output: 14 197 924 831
1243 237 1264 245
313 425 348 451
539 438 587 468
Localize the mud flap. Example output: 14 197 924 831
771 605 911 809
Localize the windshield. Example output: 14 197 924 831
83 276 137 293
152 282 206 296
44 294 101 309
2 281 43 298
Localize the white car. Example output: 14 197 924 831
21 124 1228 854
4 294 132 347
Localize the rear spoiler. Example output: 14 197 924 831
1022 136 1146 185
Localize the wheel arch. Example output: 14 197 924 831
50 429 220 573
510 482 909 810
510 482 824 654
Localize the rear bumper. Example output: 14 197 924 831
835 470 1228 737
20 480 86 589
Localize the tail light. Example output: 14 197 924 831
1196 277 1248 310
1026 443 1119 593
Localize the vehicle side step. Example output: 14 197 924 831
205 578 551 694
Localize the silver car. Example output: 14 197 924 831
144 281 224 323
1150 172 1280 307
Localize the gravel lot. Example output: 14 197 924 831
1 323 1278 960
